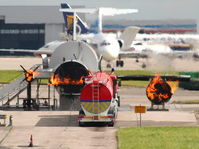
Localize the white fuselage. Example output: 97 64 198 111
135 33 199 50
79 33 121 62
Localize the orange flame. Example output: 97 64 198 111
49 74 84 86
167 80 178 94
25 70 40 82
146 74 173 104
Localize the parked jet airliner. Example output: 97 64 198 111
59 3 140 67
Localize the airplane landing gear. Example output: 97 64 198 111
106 63 112 68
116 60 124 67
142 63 146 68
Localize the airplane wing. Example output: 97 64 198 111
119 49 148 58
59 8 138 15
98 8 138 16
0 40 65 57
160 50 199 59
119 48 199 59
0 49 36 53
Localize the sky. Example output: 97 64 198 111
1 0 199 30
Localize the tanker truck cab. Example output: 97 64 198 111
78 72 119 126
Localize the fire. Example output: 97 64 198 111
146 74 173 105
25 70 40 82
49 74 84 86
167 80 178 94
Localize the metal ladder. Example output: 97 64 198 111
92 81 100 114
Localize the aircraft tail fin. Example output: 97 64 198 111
60 3 90 34
120 26 140 50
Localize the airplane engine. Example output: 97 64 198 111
146 75 173 105
48 40 98 110
51 60 89 95
117 39 124 48
48 40 98 95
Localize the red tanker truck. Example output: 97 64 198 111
78 72 119 126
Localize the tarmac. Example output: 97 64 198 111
0 57 199 149
1 56 199 71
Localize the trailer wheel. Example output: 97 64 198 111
116 60 119 67
118 96 120 107
79 121 84 127
108 121 114 127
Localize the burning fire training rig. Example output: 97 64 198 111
0 6 191 112
118 74 190 111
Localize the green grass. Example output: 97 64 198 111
120 80 149 88
172 100 199 104
0 70 180 87
0 70 50 84
117 127 199 149
0 70 23 83
113 70 178 76
114 70 178 87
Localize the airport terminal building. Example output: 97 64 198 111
0 4 197 50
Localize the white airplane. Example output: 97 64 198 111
59 3 140 67
135 33 199 51
128 33 199 68
0 3 139 69
59 3 199 69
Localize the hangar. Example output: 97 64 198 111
0 5 64 50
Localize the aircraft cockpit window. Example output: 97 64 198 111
100 41 111 46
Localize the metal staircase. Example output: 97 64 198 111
0 64 41 106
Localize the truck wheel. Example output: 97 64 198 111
121 60 124 67
79 121 84 127
116 60 119 67
118 96 120 107
108 121 114 127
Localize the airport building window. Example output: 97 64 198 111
0 21 45 51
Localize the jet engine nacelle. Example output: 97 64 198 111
48 40 99 95
117 39 124 48
51 60 89 95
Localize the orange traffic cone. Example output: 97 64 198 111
29 135 33 147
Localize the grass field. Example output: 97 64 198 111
172 100 199 104
0 70 22 83
0 70 181 87
117 127 199 149
111 70 178 87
